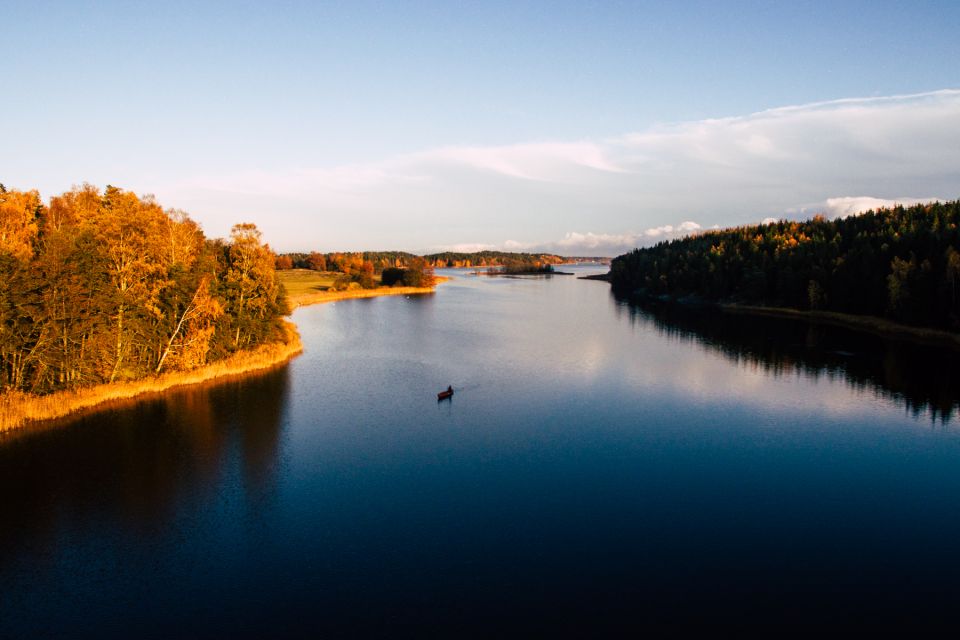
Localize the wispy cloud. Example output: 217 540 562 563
821 196 939 218
424 141 627 181
161 89 960 252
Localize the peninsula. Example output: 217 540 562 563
0 184 300 432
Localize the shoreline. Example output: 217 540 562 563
288 276 450 308
599 269 960 351
720 304 960 350
0 320 303 434
0 277 451 433
578 273 611 281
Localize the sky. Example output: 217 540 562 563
3 0 959 255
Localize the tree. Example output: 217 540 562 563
94 187 170 382
887 255 916 320
0 187 42 261
807 280 827 310
402 257 435 287
356 260 375 289
155 275 223 373
223 223 286 349
307 251 327 271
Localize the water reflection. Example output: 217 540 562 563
614 295 960 422
0 367 289 562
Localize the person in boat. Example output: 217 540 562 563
446 385 453 394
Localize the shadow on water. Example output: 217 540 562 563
0 367 290 561
613 292 960 423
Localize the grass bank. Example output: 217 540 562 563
279 269 449 308
721 304 960 350
0 320 303 433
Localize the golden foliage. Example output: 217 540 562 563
0 187 41 260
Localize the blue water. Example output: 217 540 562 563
2 265 960 636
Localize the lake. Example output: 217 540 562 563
2 265 960 635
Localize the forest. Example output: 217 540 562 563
610 200 960 330
0 183 289 395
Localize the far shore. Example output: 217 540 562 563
0 320 303 434
588 268 960 351
720 304 960 351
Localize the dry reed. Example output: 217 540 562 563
0 320 303 433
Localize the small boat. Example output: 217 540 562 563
437 386 454 401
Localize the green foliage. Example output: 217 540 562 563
610 201 960 330
493 261 556 274
380 267 405 286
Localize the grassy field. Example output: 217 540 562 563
278 269 448 307
277 269 345 298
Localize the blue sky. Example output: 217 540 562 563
3 1 960 254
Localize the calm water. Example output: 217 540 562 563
3 265 960 636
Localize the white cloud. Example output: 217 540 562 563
431 222 705 256
821 196 939 218
160 89 960 251
542 221 701 255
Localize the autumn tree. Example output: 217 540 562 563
91 187 172 381
402 257 435 287
0 184 293 395
222 223 287 349
0 186 41 261
307 251 327 271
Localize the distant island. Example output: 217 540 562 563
0 183 300 431
608 200 960 345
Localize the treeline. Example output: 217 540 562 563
277 251 418 272
0 183 288 395
610 200 960 330
276 249 565 271
490 261 556 274
275 249 562 288
423 251 564 268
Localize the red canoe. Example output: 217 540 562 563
437 388 454 401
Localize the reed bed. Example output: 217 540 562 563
0 321 303 433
